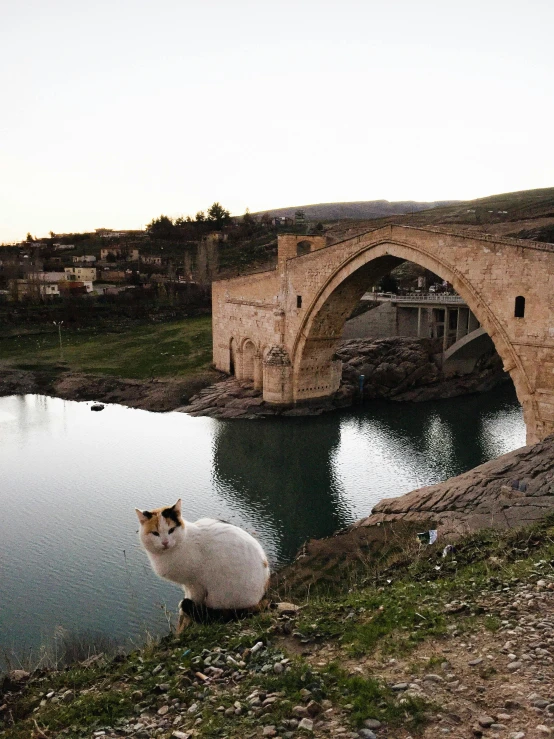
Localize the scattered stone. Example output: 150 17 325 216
306 700 323 717
363 719 382 729
478 716 495 728
275 602 302 614
391 683 409 691
157 705 169 716
9 670 30 682
358 730 377 739
424 673 444 682
297 717 314 732
469 658 483 666
508 661 523 671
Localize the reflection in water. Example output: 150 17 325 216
0 383 525 663
212 418 350 564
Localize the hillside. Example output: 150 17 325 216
323 187 554 243
252 199 459 221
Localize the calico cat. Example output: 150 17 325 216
135 499 270 625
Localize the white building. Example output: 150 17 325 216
64 266 97 282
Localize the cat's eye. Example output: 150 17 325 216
168 527 176 534
151 531 160 537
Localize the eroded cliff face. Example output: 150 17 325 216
358 434 554 537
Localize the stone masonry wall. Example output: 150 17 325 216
212 226 554 443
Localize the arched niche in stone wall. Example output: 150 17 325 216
241 339 257 381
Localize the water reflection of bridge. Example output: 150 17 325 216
211 418 350 564
210 384 524 565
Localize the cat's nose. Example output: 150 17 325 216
162 540 169 548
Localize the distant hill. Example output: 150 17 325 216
252 199 460 221
322 187 554 244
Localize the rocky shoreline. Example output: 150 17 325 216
0 366 223 413
180 337 507 419
273 433 554 595
0 337 507 419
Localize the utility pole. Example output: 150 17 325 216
53 320 64 361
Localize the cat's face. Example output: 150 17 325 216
135 499 185 554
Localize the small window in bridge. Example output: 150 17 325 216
514 295 525 318
297 295 302 309
296 240 312 257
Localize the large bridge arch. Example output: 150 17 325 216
292 238 534 432
212 225 554 444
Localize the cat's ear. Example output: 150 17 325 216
135 508 152 524
173 499 182 516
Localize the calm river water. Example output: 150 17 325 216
0 384 525 663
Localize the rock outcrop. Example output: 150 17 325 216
0 367 222 413
338 337 505 402
357 433 554 537
180 337 507 419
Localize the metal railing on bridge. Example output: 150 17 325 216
362 292 466 305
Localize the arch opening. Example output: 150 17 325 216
296 240 312 257
292 242 527 432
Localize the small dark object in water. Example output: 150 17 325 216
91 403 105 412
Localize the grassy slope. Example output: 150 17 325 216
2 514 553 739
0 317 213 380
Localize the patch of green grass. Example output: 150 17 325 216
325 662 430 729
0 316 214 379
296 587 447 658
484 615 502 632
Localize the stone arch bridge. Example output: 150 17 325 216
212 225 554 444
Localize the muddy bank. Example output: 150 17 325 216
181 337 507 419
0 366 223 412
275 434 554 594
0 337 506 417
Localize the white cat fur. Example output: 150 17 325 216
136 499 269 610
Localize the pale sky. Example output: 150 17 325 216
1 0 553 242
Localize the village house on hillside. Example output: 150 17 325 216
64 266 97 282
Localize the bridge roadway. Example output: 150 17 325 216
212 225 554 444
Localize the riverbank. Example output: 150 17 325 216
180 337 507 419
2 511 553 739
0 335 506 417
0 316 223 411
2 432 553 738
0 366 222 413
